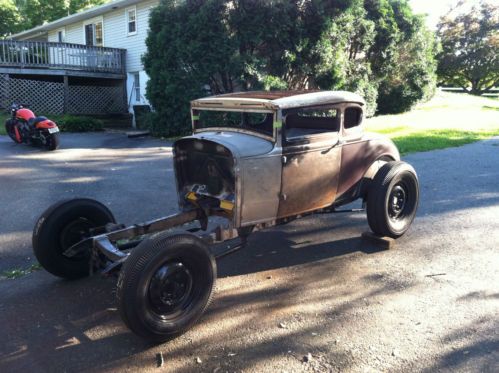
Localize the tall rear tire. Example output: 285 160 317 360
117 232 216 343
366 161 419 238
32 198 115 279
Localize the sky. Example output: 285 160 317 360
408 0 481 29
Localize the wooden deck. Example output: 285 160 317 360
0 40 126 76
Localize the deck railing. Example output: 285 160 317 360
0 40 126 74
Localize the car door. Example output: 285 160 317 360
336 104 375 197
277 105 342 218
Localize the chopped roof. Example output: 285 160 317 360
214 90 317 100
191 90 365 110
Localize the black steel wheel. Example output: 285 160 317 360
32 198 115 279
117 232 216 343
366 161 419 238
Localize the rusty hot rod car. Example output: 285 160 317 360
33 91 419 342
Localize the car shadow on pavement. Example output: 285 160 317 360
217 222 387 277
0 217 394 372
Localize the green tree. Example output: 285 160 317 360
437 1 499 95
144 0 437 136
21 0 67 29
1 0 107 35
143 0 242 136
0 0 22 37
367 0 437 113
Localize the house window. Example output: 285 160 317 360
95 22 103 46
57 30 64 42
127 7 137 35
84 20 103 46
133 73 141 102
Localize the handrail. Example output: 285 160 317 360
0 40 126 74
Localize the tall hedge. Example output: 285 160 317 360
143 0 437 136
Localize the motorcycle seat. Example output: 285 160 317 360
28 116 48 126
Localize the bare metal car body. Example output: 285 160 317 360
174 90 400 230
34 90 417 343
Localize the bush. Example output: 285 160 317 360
56 116 103 132
143 0 437 135
135 111 161 135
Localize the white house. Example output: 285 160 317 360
2 0 159 121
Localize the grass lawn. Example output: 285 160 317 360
365 91 499 154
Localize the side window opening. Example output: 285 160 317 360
285 107 339 139
344 107 362 129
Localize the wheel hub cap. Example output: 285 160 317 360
389 184 407 219
59 218 93 259
149 262 193 314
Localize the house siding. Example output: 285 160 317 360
47 30 58 42
44 0 158 118
47 0 157 73
103 0 157 72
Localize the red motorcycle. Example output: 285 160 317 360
4 103 60 151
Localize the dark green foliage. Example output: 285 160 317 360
144 0 437 136
1 0 107 36
136 111 160 133
0 0 22 37
377 14 438 113
437 1 499 95
57 116 103 132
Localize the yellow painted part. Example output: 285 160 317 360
186 192 197 201
220 200 234 211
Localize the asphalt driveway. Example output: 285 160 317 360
0 132 497 372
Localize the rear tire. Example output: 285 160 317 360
32 198 115 279
366 161 419 238
46 132 60 150
117 232 216 343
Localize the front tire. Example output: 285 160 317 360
117 232 216 343
32 198 116 279
366 161 419 238
5 120 20 143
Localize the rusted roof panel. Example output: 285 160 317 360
192 90 365 110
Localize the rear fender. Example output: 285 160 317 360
357 155 396 198
36 120 57 129
333 155 395 208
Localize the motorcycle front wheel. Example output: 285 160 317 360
5 121 21 143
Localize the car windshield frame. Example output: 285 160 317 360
191 108 277 142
